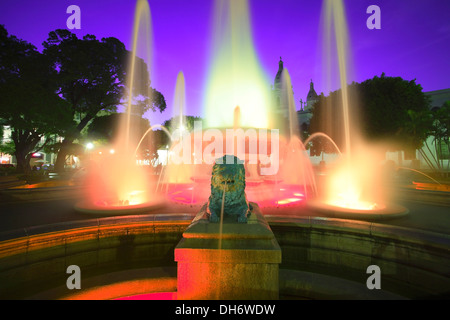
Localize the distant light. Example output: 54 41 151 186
86 143 94 150
110 149 115 154
98 151 102 155
278 198 301 205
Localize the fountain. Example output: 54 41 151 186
171 71 187 140
70 0 411 221
162 119 316 213
303 0 408 219
175 155 281 300
74 0 164 214
4 0 450 302
162 0 316 214
73 0 408 220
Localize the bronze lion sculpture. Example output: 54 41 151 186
207 155 250 223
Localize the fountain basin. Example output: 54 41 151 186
175 202 282 300
165 182 309 212
412 182 450 192
74 199 165 215
307 200 409 221
1 213 448 299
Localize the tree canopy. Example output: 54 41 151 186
309 73 432 155
41 29 166 171
154 115 203 148
0 25 73 173
0 26 167 172
424 100 450 172
162 115 203 133
87 112 151 144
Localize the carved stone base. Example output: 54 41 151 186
174 202 282 300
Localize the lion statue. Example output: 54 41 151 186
207 155 250 223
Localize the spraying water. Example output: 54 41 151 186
204 0 272 129
124 0 153 153
173 71 187 136
77 0 160 211
322 0 352 157
164 0 316 212
397 167 442 185
134 124 172 157
304 132 342 155
280 68 300 139
317 0 386 211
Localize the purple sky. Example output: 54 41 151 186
1 0 449 127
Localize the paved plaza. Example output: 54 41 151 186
0 177 448 238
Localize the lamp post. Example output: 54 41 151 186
86 142 94 162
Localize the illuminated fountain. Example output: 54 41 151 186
161 0 316 213
163 123 316 212
306 0 408 219
75 0 163 214
74 0 407 220
6 0 449 303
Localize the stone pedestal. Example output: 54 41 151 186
174 202 281 300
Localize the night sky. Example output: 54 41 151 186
1 0 449 127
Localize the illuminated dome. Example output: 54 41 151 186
307 79 318 102
274 57 284 89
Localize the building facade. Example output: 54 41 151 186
297 79 318 133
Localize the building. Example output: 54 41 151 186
427 88 450 110
0 125 12 164
0 125 59 167
271 57 303 136
272 57 288 119
387 88 450 170
268 53 449 172
298 79 318 133
269 57 322 137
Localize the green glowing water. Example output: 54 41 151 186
203 0 272 129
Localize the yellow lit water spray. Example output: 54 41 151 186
204 0 272 129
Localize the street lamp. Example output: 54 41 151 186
85 142 94 162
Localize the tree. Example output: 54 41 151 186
433 101 450 152
421 101 450 173
156 115 203 148
309 74 432 155
87 113 129 142
42 29 166 172
0 25 73 174
435 101 450 171
87 112 152 156
162 115 203 133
